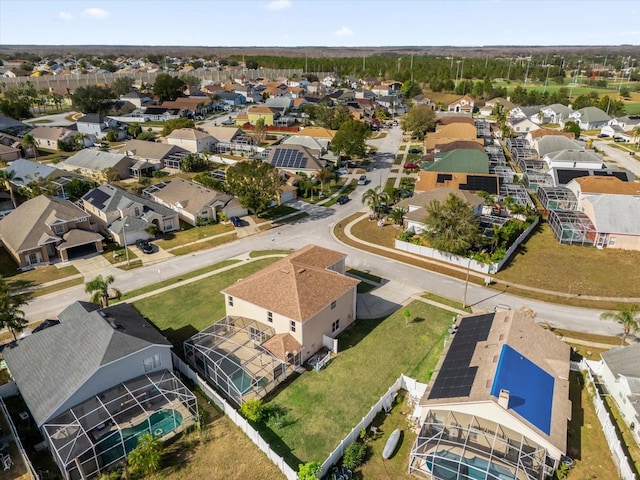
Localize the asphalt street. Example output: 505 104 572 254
22 126 624 337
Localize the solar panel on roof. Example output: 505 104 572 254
462 176 498 194
428 313 495 400
436 173 453 183
556 169 590 185
271 148 308 169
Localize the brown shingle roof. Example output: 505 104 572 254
529 128 573 140
222 245 358 323
436 140 486 153
166 128 213 140
574 176 640 195
262 333 302 361
438 116 475 126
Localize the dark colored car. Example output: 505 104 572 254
408 148 422 154
136 240 153 254
336 195 349 205
230 216 242 227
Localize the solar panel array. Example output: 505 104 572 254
428 313 495 400
462 175 499 194
271 148 308 169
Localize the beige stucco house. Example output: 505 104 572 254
165 128 217 153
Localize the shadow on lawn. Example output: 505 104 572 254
337 315 388 352
161 325 199 353
567 371 584 460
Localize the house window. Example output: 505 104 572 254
134 207 141 217
27 253 40 265
163 219 174 231
53 224 65 235
267 311 273 323
609 237 617 246
228 296 233 307
331 300 337 310
143 353 161 372
332 319 340 333
290 320 296 333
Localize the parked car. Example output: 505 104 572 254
221 119 235 126
230 216 242 227
337 168 349 175
136 240 153 254
597 133 609 138
403 163 420 170
614 137 626 143
408 148 422 154
358 175 367 185
336 195 349 205
630 152 636 156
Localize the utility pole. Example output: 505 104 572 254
410 53 414 82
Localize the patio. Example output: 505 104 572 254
42 370 198 480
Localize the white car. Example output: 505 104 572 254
358 175 367 185
337 168 349 175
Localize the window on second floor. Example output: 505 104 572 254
228 296 233 307
53 224 65 235
267 311 273 323
330 300 337 310
290 320 296 333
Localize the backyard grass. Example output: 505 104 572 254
495 223 640 297
149 392 285 480
156 222 234 249
169 233 237 255
566 371 619 479
603 396 640 477
261 301 451 467
133 258 280 349
358 391 417 479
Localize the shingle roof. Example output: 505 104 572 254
544 149 603 165
116 139 188 161
147 178 232 216
536 136 582 156
3 301 171 426
222 245 358 322
262 333 302 361
0 196 88 253
30 126 74 141
424 150 490 174
528 129 574 140
574 106 610 124
5 159 61 185
397 187 483 222
583 194 640 235
544 103 574 117
82 183 175 219
61 150 133 172
573 176 640 195
601 344 640 378
166 128 214 141
199 126 242 142
77 113 104 124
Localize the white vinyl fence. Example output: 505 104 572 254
172 353 297 480
317 374 427 478
395 216 539 274
571 359 636 480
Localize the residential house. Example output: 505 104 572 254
266 144 326 175
265 97 293 113
412 94 436 109
234 85 261 103
119 91 152 109
281 135 331 157
3 158 78 195
297 127 336 140
216 91 247 106
600 123 631 141
29 126 76 152
600 344 640 445
415 170 499 195
76 114 126 141
0 142 21 162
525 128 574 148
534 135 582 157
161 96 215 117
3 300 197 480
425 123 481 152
376 96 407 115
396 188 484 234
435 140 486 154
0 195 103 268
59 150 136 181
143 178 246 226
165 128 217 154
420 150 491 175
81 184 179 245
566 106 610 130
246 106 280 126
408 310 571 479
509 117 541 134
0 115 30 136
542 149 604 171
509 105 544 122
577 193 640 250
447 94 476 113
141 106 181 122
479 97 516 116
115 139 189 170
608 115 640 132
534 104 574 125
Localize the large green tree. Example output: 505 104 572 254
161 117 195 136
422 193 481 256
21 133 38 161
153 73 185 101
112 76 135 97
331 119 371 159
0 169 23 208
72 85 114 114
401 105 437 138
0 277 28 341
127 432 163 476
226 160 281 214
362 186 390 219
600 304 640 345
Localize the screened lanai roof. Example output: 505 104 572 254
43 370 198 480
500 183 534 207
538 187 577 211
548 210 596 245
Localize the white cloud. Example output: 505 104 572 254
81 8 110 20
334 26 354 37
265 0 291 10
58 11 73 21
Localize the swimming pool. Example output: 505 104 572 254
426 450 516 480
98 409 183 466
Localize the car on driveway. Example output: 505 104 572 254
136 240 153 254
230 216 242 227
358 175 367 185
221 119 235 126
337 168 349 175
403 163 420 170
336 195 349 205
408 148 422 154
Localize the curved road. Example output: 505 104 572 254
23 126 623 337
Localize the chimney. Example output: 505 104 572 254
498 389 510 409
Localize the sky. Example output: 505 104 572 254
1 0 639 47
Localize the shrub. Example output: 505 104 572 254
343 441 367 470
297 461 321 480
239 399 264 422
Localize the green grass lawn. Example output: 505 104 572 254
133 258 280 350
0 247 80 291
261 301 451 467
249 250 293 258
169 233 237 255
257 204 299 220
156 222 234 249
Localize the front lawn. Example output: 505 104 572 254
155 222 234 249
133 258 280 350
257 205 299 220
262 301 451 467
0 247 80 291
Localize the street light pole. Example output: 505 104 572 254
122 221 130 266
462 258 471 309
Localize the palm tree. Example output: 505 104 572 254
388 207 408 226
315 167 334 194
21 133 38 161
85 274 121 308
600 304 640 345
0 278 28 341
362 186 390 219
632 125 640 149
0 169 23 208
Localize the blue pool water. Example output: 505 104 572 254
98 409 183 466
426 451 516 480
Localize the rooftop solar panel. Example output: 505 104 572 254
428 313 495 400
271 148 308 169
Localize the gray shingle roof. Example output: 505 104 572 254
61 150 133 172
545 149 603 165
5 159 61 186
3 301 171 427
116 139 188 161
573 106 611 124
82 183 175 220
536 136 582 157
584 194 640 235
601 344 640 378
